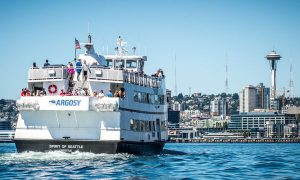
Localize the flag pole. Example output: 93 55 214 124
74 38 77 61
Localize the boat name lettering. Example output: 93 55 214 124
49 100 81 106
49 144 83 149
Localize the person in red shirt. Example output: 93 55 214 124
20 89 25 96
60 89 65 96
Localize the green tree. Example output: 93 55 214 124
232 93 239 100
177 93 183 100
0 99 5 105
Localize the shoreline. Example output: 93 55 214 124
168 138 300 143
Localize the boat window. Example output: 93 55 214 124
149 94 155 104
115 59 124 69
152 121 156 131
106 59 113 68
154 95 159 105
137 92 142 103
141 121 145 131
134 91 138 102
136 120 141 131
159 95 165 105
142 93 147 103
126 60 137 68
130 119 135 130
145 121 150 131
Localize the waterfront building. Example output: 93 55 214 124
239 85 257 113
168 127 198 139
265 121 284 138
228 112 296 134
283 124 298 138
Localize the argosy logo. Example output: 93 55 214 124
48 100 81 106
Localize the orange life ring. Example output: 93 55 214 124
48 84 57 94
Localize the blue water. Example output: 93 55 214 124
1 143 300 179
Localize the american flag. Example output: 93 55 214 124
75 38 81 49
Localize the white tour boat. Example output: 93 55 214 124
14 35 168 155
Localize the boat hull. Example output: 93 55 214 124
14 139 165 155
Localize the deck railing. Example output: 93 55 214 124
28 66 68 81
89 67 162 88
28 66 162 88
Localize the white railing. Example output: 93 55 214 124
123 71 162 88
28 65 162 88
88 67 123 82
88 67 162 88
28 66 68 80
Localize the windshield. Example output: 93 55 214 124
106 59 113 68
126 60 137 68
115 60 124 69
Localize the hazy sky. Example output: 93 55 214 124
0 0 299 99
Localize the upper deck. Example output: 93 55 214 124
28 65 163 89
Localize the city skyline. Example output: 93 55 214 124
0 0 300 99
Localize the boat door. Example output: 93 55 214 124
156 118 161 141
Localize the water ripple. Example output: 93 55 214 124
1 143 300 179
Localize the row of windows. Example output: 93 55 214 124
130 119 167 132
106 59 137 69
133 91 165 105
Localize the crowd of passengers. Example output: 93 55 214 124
21 87 126 98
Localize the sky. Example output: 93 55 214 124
0 0 299 99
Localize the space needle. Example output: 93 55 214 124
265 50 282 109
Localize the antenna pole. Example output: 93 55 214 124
225 53 229 93
174 54 177 96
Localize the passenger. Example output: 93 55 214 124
65 90 72 96
41 88 47 96
82 60 88 81
30 90 35 96
106 89 113 97
92 91 97 97
73 89 79 96
44 59 50 67
26 90 31 96
114 90 120 97
32 62 37 69
68 62 75 80
120 87 126 98
60 89 65 96
20 89 25 96
76 59 82 81
83 88 89 96
97 90 105 98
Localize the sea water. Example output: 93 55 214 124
1 143 300 179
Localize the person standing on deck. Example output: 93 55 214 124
76 59 82 81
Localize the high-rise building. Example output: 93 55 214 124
256 83 270 110
210 97 227 118
172 101 185 111
239 85 257 113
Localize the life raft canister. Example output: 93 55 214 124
48 84 57 94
